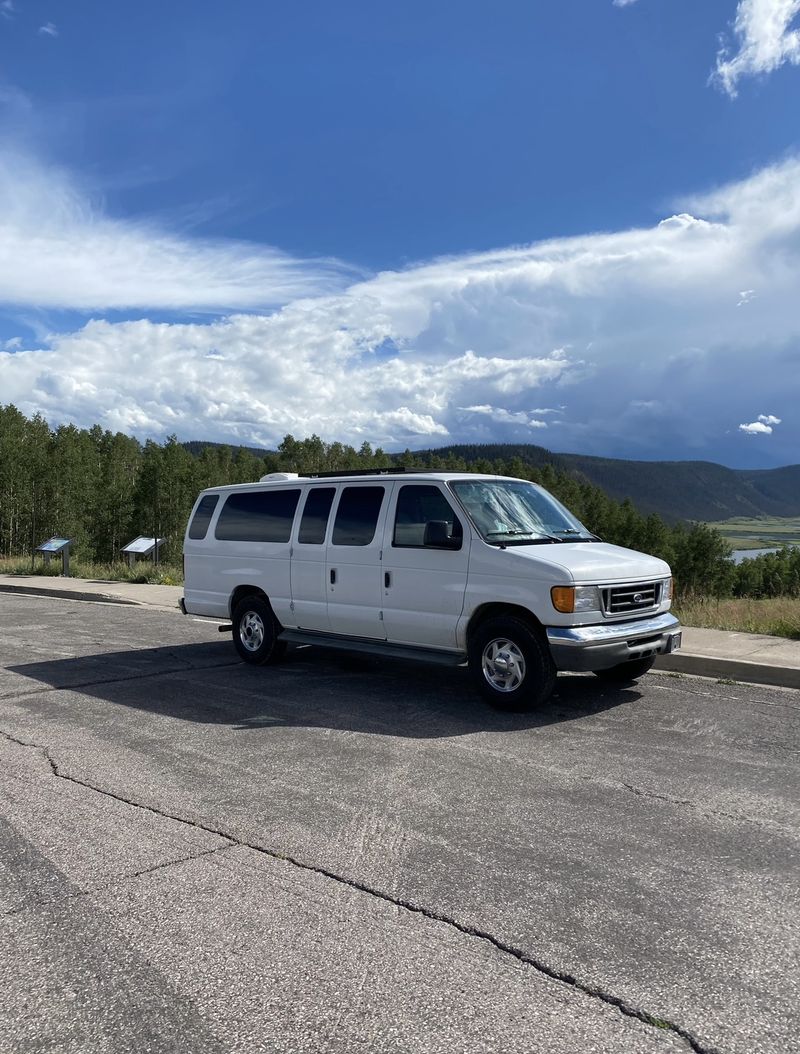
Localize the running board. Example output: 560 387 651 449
278 629 466 667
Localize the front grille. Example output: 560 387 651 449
603 582 660 615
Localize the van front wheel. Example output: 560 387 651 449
469 616 556 711
232 596 286 665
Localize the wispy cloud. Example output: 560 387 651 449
0 153 355 310
1 1 15 21
38 21 59 37
612 0 640 7
714 0 800 96
739 414 782 435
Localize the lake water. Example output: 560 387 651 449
730 546 792 564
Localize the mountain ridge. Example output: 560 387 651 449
182 440 800 523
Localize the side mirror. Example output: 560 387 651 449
423 520 461 549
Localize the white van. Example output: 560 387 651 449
181 471 681 710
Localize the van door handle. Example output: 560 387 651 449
384 571 391 588
330 569 336 584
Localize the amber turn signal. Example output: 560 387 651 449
551 586 575 613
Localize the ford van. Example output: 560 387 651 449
181 471 681 710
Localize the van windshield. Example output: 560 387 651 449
449 480 596 545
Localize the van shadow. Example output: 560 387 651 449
8 640 644 740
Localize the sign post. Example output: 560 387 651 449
121 537 166 568
35 538 73 577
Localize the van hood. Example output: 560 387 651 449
503 542 670 584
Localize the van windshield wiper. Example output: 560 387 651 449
550 529 603 542
485 530 561 544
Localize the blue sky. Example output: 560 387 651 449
1 0 799 466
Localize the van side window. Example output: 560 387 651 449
393 485 463 549
188 494 220 540
215 489 301 543
332 486 385 546
298 487 336 544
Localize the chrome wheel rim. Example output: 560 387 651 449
482 637 525 693
240 611 265 652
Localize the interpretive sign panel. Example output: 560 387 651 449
36 537 71 554
121 536 165 556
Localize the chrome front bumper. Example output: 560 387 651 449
546 612 681 672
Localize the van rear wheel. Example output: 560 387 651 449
469 616 556 711
232 595 286 665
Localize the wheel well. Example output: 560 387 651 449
467 603 543 643
229 585 274 621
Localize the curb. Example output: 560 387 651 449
0 584 139 606
655 653 800 691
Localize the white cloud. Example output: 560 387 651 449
714 0 800 96
1 157 800 461
737 289 756 305
739 413 782 434
0 315 571 447
38 21 58 37
1 2 15 21
612 0 639 7
460 405 549 429
0 153 354 310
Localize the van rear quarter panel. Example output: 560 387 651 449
183 490 294 621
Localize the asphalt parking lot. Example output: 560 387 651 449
0 592 798 1054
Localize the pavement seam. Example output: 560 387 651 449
0 727 717 1054
1 845 235 918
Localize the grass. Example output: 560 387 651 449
0 556 184 586
675 597 800 640
706 516 800 548
722 537 781 550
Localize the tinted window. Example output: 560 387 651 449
215 489 300 543
332 486 385 546
298 487 336 544
188 494 220 540
393 485 463 549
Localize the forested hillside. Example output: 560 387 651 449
416 443 800 522
2 405 800 600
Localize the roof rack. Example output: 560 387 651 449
306 467 406 478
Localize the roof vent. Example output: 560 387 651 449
259 472 301 482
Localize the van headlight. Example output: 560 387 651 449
551 586 602 614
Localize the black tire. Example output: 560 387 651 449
231 595 287 666
469 615 557 711
593 656 655 683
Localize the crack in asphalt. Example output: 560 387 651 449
650 677 800 711
613 779 798 834
1 844 234 918
0 728 718 1054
